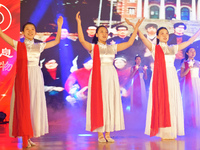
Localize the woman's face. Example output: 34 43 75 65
187 48 196 59
96 27 108 44
22 24 36 40
135 57 141 65
157 29 169 43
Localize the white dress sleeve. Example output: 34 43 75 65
172 45 178 54
39 43 46 53
13 40 18 51
113 44 117 54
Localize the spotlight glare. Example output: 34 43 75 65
78 134 93 137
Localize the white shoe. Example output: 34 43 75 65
105 136 115 143
28 139 36 146
26 142 31 148
98 135 106 143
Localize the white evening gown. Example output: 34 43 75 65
86 42 125 132
182 60 200 127
145 43 184 139
9 39 49 137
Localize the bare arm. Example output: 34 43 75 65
0 28 14 47
117 18 144 52
125 19 152 51
178 28 200 51
44 16 63 49
76 11 92 52
138 30 153 51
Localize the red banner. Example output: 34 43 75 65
0 0 20 122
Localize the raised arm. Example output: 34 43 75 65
0 28 14 47
138 30 153 51
122 18 152 52
76 11 92 52
117 18 144 52
178 28 200 51
44 16 63 49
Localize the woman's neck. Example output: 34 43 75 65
188 57 194 60
159 41 167 44
25 37 34 41
98 41 106 45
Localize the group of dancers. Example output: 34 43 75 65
1 10 200 148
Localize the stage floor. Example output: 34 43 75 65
1 106 200 150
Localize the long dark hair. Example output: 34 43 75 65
185 47 195 60
135 55 141 65
156 27 168 45
22 22 36 31
92 25 108 44
181 47 195 64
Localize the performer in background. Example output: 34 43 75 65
114 56 131 97
180 47 200 128
129 55 147 111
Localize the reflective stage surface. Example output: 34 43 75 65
1 106 200 150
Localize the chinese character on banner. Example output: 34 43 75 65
0 0 20 122
0 48 13 58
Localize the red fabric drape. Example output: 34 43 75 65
90 45 103 131
150 45 171 137
12 42 33 147
184 62 195 126
131 66 142 108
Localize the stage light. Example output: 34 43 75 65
78 134 93 137
126 106 131 111
29 0 53 26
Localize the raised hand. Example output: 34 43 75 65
76 11 81 24
143 65 148 71
135 17 145 29
135 65 139 70
125 18 135 28
0 27 14 47
125 17 145 29
57 16 63 27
